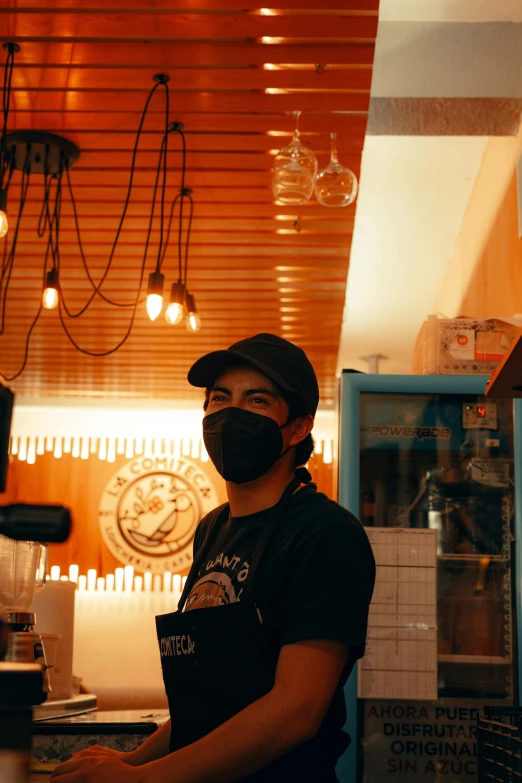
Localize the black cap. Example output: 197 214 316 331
188 333 319 416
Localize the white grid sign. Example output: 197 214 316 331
358 528 438 701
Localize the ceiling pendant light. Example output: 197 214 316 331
165 281 186 325
185 292 201 333
0 44 202 383
146 271 165 321
0 189 8 238
42 269 59 310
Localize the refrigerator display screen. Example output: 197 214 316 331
462 401 498 430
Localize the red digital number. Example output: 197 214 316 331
477 406 486 417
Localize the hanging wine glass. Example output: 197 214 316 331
314 133 358 208
271 111 318 206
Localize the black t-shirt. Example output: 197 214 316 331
183 482 375 779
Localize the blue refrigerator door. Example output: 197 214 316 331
336 373 521 783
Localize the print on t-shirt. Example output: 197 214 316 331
185 550 250 611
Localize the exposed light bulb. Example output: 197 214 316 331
185 292 201 333
146 271 165 321
43 287 59 310
42 269 59 310
187 312 201 333
165 281 186 325
0 189 7 238
146 294 163 321
165 302 184 325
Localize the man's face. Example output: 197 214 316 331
205 365 289 428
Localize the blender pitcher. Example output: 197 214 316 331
0 535 47 613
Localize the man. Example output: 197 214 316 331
52 333 375 783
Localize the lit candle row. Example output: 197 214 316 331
9 436 210 464
47 564 187 594
10 435 334 465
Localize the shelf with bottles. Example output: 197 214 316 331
438 654 512 665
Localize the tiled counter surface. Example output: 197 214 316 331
33 731 149 763
31 710 169 773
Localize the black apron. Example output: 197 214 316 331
156 476 340 782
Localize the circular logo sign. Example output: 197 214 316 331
99 455 219 574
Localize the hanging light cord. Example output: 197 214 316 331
37 147 53 239
56 88 170 356
56 183 153 356
0 252 48 383
62 78 165 315
0 155 43 382
183 190 194 289
158 125 193 287
0 44 16 189
0 146 31 336
156 79 169 273
0 61 194 373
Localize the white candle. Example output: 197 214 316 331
69 564 79 584
50 565 61 581
115 568 124 592
87 569 97 592
163 572 172 592
124 566 134 592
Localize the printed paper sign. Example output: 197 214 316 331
449 331 474 360
363 701 478 783
359 529 437 701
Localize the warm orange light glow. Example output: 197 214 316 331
186 312 201 333
0 210 8 238
43 286 59 310
146 293 163 321
261 36 284 44
263 63 282 71
260 8 277 15
165 302 184 326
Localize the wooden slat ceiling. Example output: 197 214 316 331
0 0 379 406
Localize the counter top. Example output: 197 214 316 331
30 775 52 782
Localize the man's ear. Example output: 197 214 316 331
288 414 314 446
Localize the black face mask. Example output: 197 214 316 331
203 407 290 484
